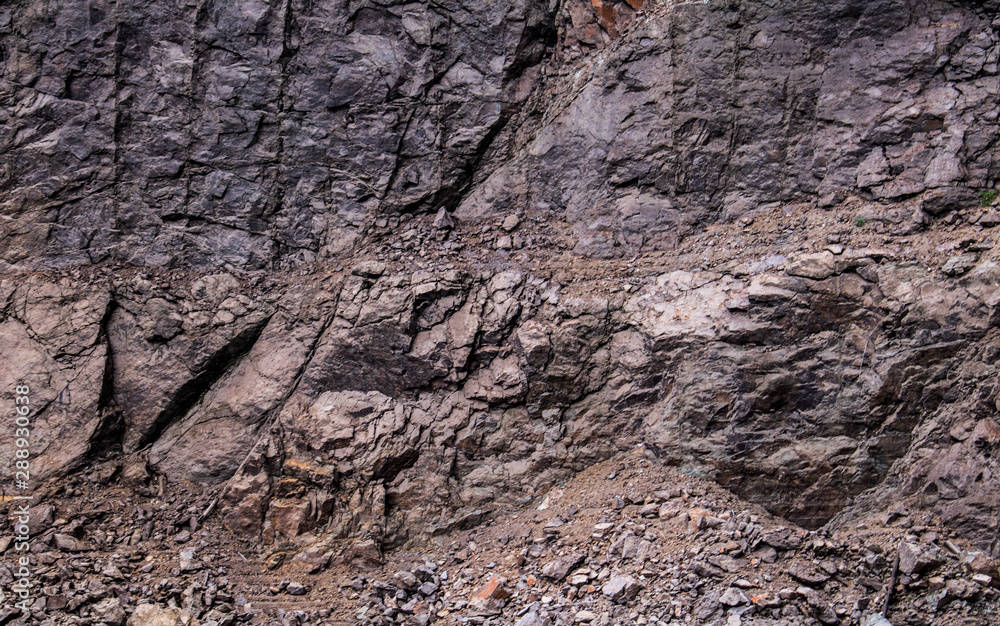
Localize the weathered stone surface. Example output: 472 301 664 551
899 542 945 575
128 604 199 626
108 274 275 454
0 0 559 269
542 554 585 581
0 278 110 482
147 287 331 484
602 574 640 603
718 587 750 607
470 575 510 615
92 598 127 626
54 533 94 552
1 0 1000 584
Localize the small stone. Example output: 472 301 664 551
418 581 438 596
516 612 552 626
946 578 979 599
657 502 678 519
788 564 830 586
286 582 307 595
92 597 126 626
574 610 597 623
687 507 711 533
979 213 1000 228
401 596 424 613
128 604 197 626
639 503 659 518
602 574 641 603
719 587 750 606
593 522 615 537
352 260 387 278
54 534 94 552
941 253 978 276
707 554 746 573
968 552 999 579
501 215 520 232
542 554 584 581
395 570 420 590
761 528 803 550
179 549 200 572
899 542 944 575
787 251 838 280
470 575 510 615
434 207 456 230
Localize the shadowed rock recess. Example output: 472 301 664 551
2 0 1000 574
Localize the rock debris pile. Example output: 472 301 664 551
344 454 999 626
1 452 998 625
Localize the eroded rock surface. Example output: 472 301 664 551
1 4 1000 624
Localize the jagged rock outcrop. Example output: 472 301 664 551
0 0 559 268
2 0 1000 565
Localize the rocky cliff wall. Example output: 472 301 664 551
2 0 1000 558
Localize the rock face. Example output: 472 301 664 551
3 0 998 268
2 0 1000 569
0 0 558 268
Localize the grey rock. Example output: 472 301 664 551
53 534 94 552
542 554 585 582
602 574 640 603
434 207 456 231
787 252 839 280
91 598 127 626
516 612 552 626
127 604 197 626
417 581 439 596
718 587 750 607
179 549 200 572
942 253 979 276
395 570 420 591
789 564 831 587
899 542 944 575
1 0 1000 571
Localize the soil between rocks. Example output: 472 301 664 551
3 445 998 626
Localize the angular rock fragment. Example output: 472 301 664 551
899 542 944 575
542 554 585 581
602 574 641 603
470 575 510 615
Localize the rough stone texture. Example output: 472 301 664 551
2 0 1000 574
0 276 111 483
0 0 559 269
2 0 997 268
458 0 1000 258
127 604 198 626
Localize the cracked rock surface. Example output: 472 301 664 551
1 0 1000 624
